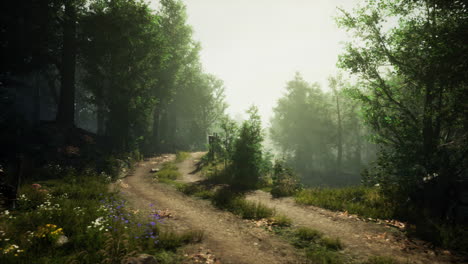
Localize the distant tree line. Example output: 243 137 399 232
0 0 226 156
270 73 376 187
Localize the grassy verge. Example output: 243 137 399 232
0 169 202 264
211 188 275 220
175 152 190 163
295 186 394 220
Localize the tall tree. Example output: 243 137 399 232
337 0 468 216
56 1 77 126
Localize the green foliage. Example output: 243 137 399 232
270 73 373 187
175 151 190 162
231 106 264 189
154 162 181 181
294 227 323 246
363 256 400 264
271 160 301 198
286 227 344 264
336 0 468 223
271 214 293 227
211 188 275 220
179 184 214 200
320 237 343 251
295 187 394 220
0 165 202 263
157 230 204 251
305 247 343 264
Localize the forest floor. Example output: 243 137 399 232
118 152 464 264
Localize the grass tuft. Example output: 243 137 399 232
271 214 293 227
211 188 275 220
363 256 401 264
175 152 190 163
157 229 204 251
154 162 181 181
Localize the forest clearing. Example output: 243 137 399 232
1 0 467 263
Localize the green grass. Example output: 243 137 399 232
363 256 401 264
273 226 345 264
0 166 202 263
271 214 293 227
295 186 394 220
157 229 204 251
211 188 275 220
305 247 343 264
175 151 190 163
154 162 181 181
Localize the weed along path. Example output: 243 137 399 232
118 153 305 264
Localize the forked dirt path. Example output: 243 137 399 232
119 152 465 264
118 153 305 264
176 154 464 264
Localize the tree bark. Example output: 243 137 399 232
56 2 76 126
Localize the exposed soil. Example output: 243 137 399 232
119 152 466 264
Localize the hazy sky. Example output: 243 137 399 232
152 0 360 124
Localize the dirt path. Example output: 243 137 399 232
118 153 305 264
245 191 460 264
176 154 464 264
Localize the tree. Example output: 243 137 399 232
81 0 163 152
56 1 78 126
329 74 344 173
337 0 468 217
232 106 264 189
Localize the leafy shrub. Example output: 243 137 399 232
231 106 264 189
271 160 301 198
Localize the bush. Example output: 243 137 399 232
231 106 264 189
271 160 301 198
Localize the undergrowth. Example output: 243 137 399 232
0 167 201 264
154 162 181 181
175 152 190 163
211 188 275 219
295 186 394 220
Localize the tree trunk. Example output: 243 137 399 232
335 92 343 173
96 80 106 135
152 106 161 152
56 2 76 126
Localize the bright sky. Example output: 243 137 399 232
153 0 361 124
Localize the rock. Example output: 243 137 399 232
150 168 160 173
